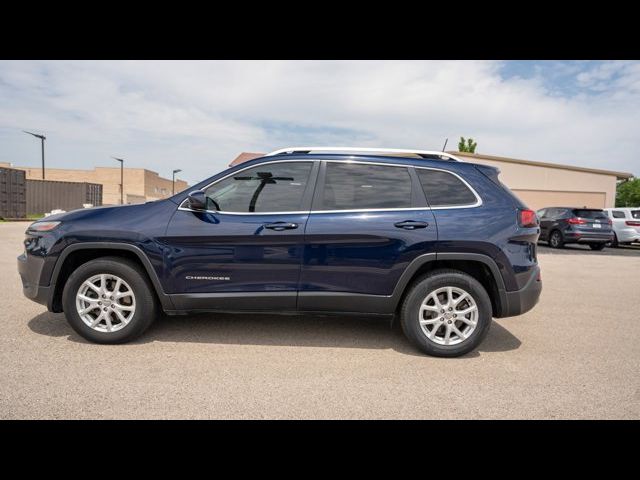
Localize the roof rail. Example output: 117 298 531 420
265 147 464 162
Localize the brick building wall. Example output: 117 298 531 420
0 163 188 205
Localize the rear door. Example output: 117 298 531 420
609 209 628 237
537 208 550 240
298 161 436 312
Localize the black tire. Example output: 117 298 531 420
399 269 492 357
589 243 606 251
549 230 564 248
611 233 619 247
62 256 157 344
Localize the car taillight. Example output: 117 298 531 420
567 217 587 224
626 221 640 226
518 209 538 228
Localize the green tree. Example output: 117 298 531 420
616 178 640 207
458 137 477 153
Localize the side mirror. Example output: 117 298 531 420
187 190 207 211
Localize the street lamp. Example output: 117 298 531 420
112 157 124 205
23 131 46 179
172 169 182 195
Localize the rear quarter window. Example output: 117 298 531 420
417 169 478 207
612 210 626 218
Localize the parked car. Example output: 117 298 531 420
602 208 640 246
17 147 542 357
537 207 613 250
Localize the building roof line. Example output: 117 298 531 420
448 151 634 180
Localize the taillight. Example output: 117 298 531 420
518 209 538 228
626 221 640 226
567 217 587 225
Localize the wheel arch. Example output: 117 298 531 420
391 253 508 318
49 243 172 313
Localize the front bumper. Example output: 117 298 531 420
17 252 52 308
499 265 542 318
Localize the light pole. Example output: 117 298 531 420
23 131 46 179
172 169 182 195
112 157 124 205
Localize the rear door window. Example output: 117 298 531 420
318 163 413 210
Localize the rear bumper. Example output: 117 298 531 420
564 231 613 243
616 228 640 243
498 265 542 318
17 253 52 308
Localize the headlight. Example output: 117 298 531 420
28 221 61 232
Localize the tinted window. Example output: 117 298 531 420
612 210 626 218
320 163 412 210
631 210 640 219
204 162 312 212
537 208 547 218
547 208 559 219
417 169 477 207
573 209 607 219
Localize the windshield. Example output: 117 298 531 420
572 209 607 219
631 210 640 219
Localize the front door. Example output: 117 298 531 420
298 161 437 312
164 160 318 311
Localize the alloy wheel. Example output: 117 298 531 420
75 274 136 333
418 286 478 346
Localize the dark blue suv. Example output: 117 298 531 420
17 147 541 357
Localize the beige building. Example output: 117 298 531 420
449 152 632 210
230 151 634 211
0 163 189 205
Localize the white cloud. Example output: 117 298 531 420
0 60 638 184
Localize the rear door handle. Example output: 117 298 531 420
264 222 298 231
394 220 429 230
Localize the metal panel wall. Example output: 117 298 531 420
26 179 103 215
0 167 27 219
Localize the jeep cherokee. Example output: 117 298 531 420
17 147 542 357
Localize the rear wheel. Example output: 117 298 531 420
611 233 619 247
589 243 606 251
549 230 564 248
62 256 157 344
400 269 492 357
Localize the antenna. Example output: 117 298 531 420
442 138 448 152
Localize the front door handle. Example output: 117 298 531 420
394 220 429 230
264 222 299 231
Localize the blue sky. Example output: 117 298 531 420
0 60 638 185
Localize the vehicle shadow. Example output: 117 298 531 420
28 311 521 358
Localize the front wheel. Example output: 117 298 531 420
62 256 157 344
400 269 492 357
589 243 606 251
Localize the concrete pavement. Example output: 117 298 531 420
1 221 638 419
